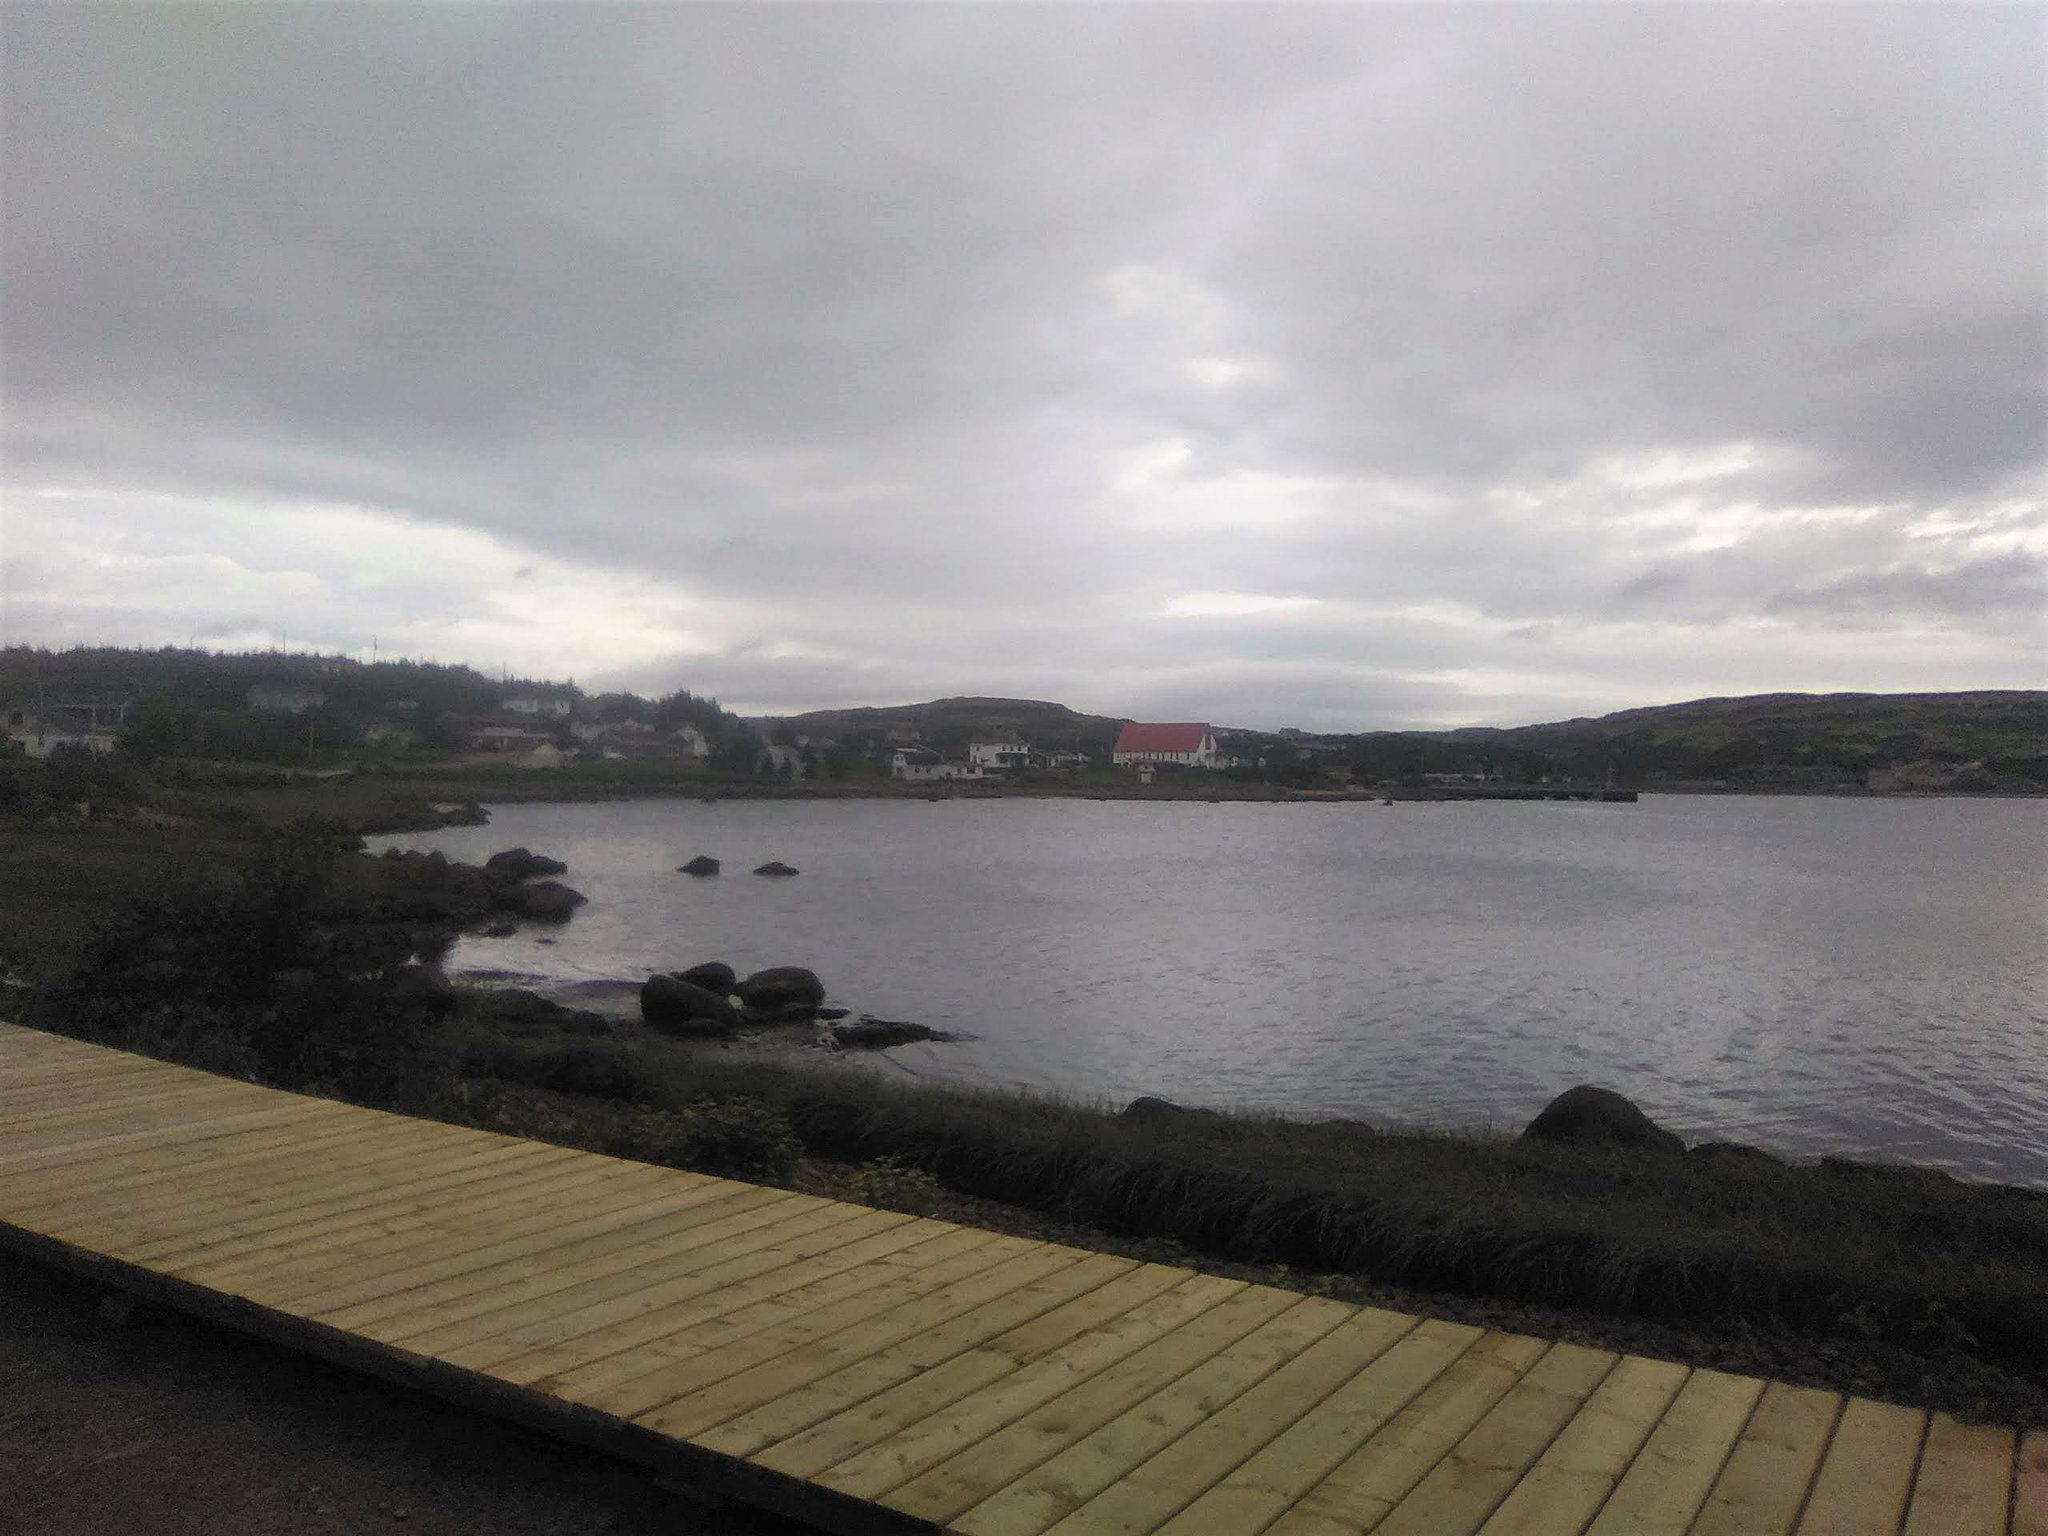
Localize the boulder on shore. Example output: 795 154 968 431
753 860 800 877
492 880 587 923
1120 1096 1191 1123
678 855 721 877
483 848 569 884
738 966 824 1012
675 961 737 996
640 974 740 1035
1520 1085 1683 1155
831 1017 955 1049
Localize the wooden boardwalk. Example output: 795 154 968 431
1 1022 2040 1536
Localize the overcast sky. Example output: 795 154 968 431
3 4 2042 728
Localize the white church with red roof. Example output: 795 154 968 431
1111 721 1220 770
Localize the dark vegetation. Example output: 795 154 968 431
1430 689 2048 790
16 823 2046 1417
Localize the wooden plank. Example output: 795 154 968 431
2014 1429 2048 1536
174 1159 688 1312
1025 1305 1419 1536
1900 1413 2017 1536
542 1225 1011 1412
696 1253 1143 1460
1367 1342 1619 1536
0 1083 302 1154
282 1175 741 1321
0 1072 245 1125
1 1114 412 1227
1469 1354 1691 1536
1261 1330 1553 1536
1152 1318 1483 1536
626 1239 1085 1439
753 1262 1197 1484
873 1281 1302 1528
167 1151 665 1296
180 1155 684 1286
366 1186 829 1349
1688 1382 1840 1536
117 1139 562 1265
1581 1369 1766 1536
813 1273 1246 1505
1794 1398 1927 1536
0 1101 334 1177
298 1171 780 1326
455 1209 937 1380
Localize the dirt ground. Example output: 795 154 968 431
0 1251 815 1536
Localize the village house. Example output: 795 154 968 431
889 748 984 783
4 703 123 759
246 683 326 714
1112 721 1220 770
503 693 574 718
471 724 551 753
968 739 1031 771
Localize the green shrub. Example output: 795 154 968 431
606 1097 801 1184
852 1156 945 1216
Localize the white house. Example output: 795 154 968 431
4 708 118 759
503 694 574 718
968 740 1031 771
1111 722 1220 769
890 749 984 783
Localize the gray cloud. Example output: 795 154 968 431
2 4 2040 726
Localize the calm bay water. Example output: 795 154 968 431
381 794 2048 1186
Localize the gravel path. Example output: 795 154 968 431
0 1252 813 1536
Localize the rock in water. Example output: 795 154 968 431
641 974 740 1035
678 855 721 877
492 881 587 923
1520 1085 1683 1155
675 961 737 995
737 966 824 1011
831 1016 954 1049
753 860 799 877
483 847 569 883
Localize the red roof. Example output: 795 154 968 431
1114 722 1211 754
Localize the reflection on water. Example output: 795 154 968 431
379 794 2048 1186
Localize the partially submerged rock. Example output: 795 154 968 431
738 966 824 1012
678 855 721 877
483 848 569 884
753 861 800 877
640 974 739 1036
1520 1085 1684 1156
675 961 737 995
830 1016 955 1049
492 880 587 923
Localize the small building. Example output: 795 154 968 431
890 749 984 783
247 683 326 714
471 724 550 753
4 707 119 759
968 740 1031 772
503 693 574 718
1112 722 1220 770
359 720 417 749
